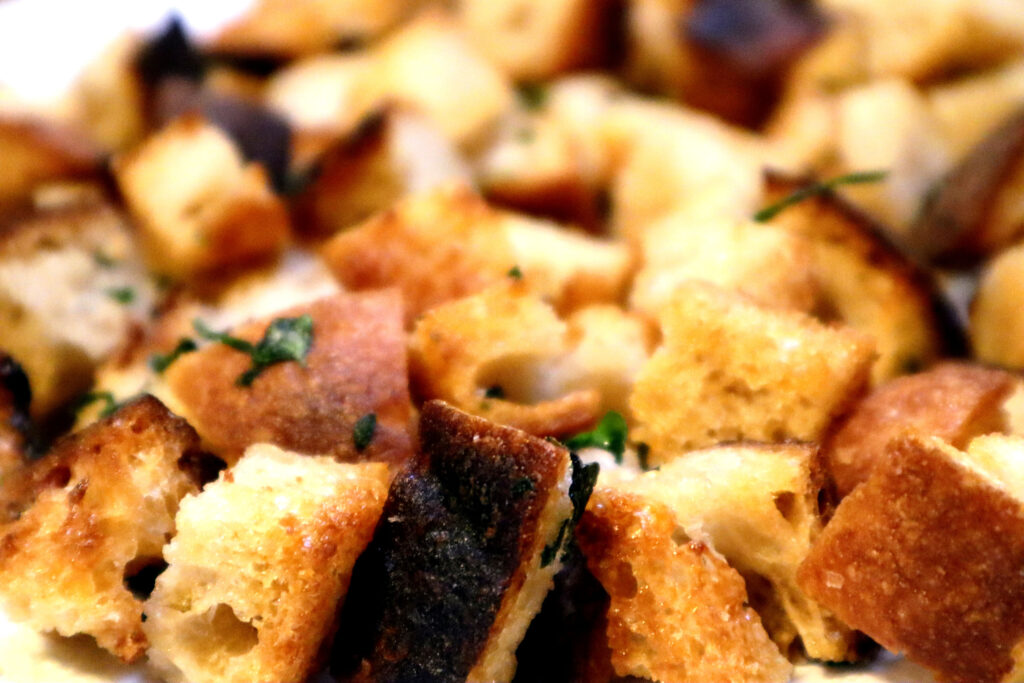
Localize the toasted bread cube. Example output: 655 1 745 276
113 115 290 283
164 290 412 467
631 282 874 462
364 12 514 148
631 212 818 315
544 74 625 188
971 242 1024 369
264 53 377 136
410 283 601 437
0 201 158 417
211 0 420 58
334 401 574 682
610 443 862 661
0 397 201 662
578 486 792 682
799 433 1024 683
458 0 617 81
144 444 388 683
322 184 630 324
765 171 963 383
0 116 101 211
292 108 471 238
826 362 1016 497
909 105 1024 266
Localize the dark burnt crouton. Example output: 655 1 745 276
334 401 574 683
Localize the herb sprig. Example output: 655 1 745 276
753 170 888 223
149 338 198 373
564 411 628 464
193 314 314 387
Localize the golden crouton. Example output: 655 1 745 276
825 362 1016 497
577 486 792 682
970 242 1024 369
0 396 202 662
113 114 291 284
457 0 618 81
409 283 601 437
799 433 1024 683
143 444 388 683
0 201 158 417
765 171 963 383
630 281 874 463
263 53 377 137
332 401 574 683
164 290 413 467
211 0 422 59
292 108 471 239
321 184 631 324
0 116 101 212
609 443 863 661
909 105 1024 266
630 212 818 316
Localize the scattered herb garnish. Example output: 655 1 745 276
636 442 651 471
76 391 123 418
564 411 628 464
511 476 536 498
507 265 523 280
753 170 889 222
149 338 198 373
93 251 118 268
484 385 505 399
353 413 377 452
193 314 314 387
541 453 599 567
106 286 136 305
516 82 547 110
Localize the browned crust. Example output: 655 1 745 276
165 290 413 466
0 117 102 210
799 435 1024 683
0 354 32 483
909 105 1024 266
333 401 570 682
824 362 1016 497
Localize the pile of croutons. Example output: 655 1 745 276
1 1 1024 681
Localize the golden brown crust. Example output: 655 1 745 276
825 362 1015 497
165 290 413 466
0 396 202 662
799 435 1024 683
578 487 792 682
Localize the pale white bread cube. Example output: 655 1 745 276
144 444 389 683
263 53 377 135
971 243 1024 369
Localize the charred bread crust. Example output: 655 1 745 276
0 354 33 478
824 362 1016 497
799 435 1024 683
334 400 572 683
0 396 202 662
909 105 1024 266
164 290 413 467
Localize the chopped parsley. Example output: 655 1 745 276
76 391 123 418
753 170 889 223
516 82 547 110
92 251 118 268
193 314 314 387
564 411 628 464
541 453 599 567
484 385 505 399
511 476 536 498
106 286 136 304
507 265 523 280
149 338 198 373
353 413 377 452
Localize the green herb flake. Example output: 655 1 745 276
516 82 547 110
149 338 198 374
511 477 536 498
76 391 122 418
194 314 314 387
484 385 505 399
353 413 377 452
541 453 599 567
93 251 118 268
507 265 523 280
540 521 568 568
106 286 136 305
636 442 650 471
753 170 889 223
564 411 628 464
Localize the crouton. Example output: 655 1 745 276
164 290 412 467
630 281 874 463
825 362 1016 497
322 184 630 325
610 443 863 661
577 486 792 682
765 171 963 383
630 212 818 315
970 242 1024 369
0 396 202 662
263 53 377 137
799 433 1024 683
457 0 618 81
909 105 1024 266
143 444 387 683
292 108 471 238
113 114 291 284
410 283 601 437
334 401 574 682
0 201 158 417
